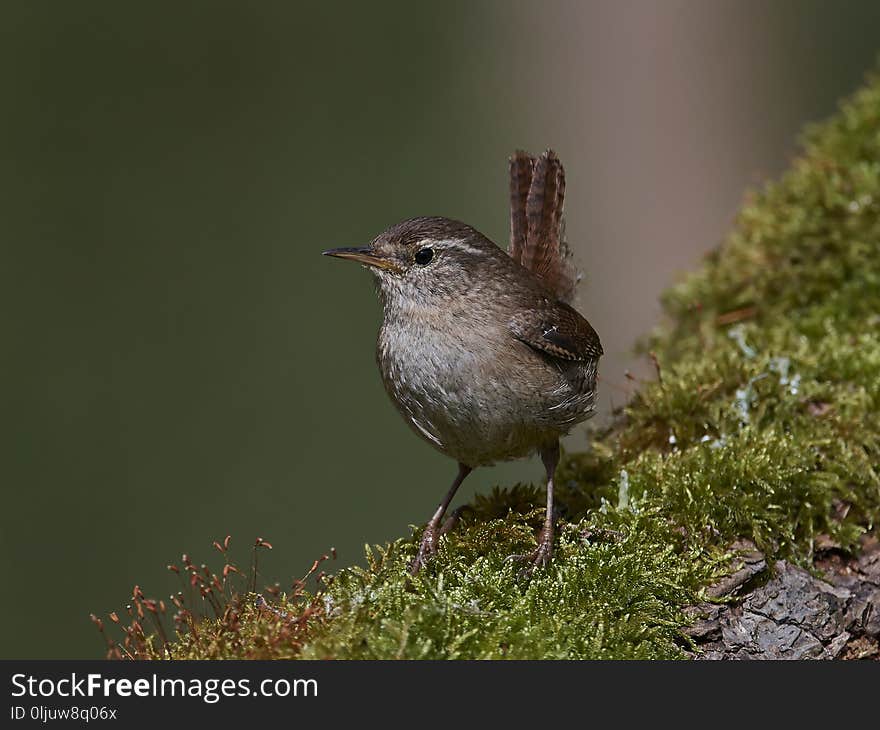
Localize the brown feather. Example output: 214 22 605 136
508 151 535 266
509 299 603 363
515 149 578 304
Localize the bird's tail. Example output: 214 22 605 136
508 149 579 304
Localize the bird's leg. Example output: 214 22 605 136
510 442 560 577
533 442 560 571
410 463 472 575
438 505 470 537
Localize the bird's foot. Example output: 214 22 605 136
409 523 439 575
508 527 553 578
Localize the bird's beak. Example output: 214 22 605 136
322 247 402 274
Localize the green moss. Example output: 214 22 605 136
146 70 880 659
299 511 707 660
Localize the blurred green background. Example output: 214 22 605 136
2 1 879 657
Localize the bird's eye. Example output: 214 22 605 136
414 247 434 265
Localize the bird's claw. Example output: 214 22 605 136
507 528 553 578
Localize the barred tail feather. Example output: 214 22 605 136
508 149 578 303
508 150 535 266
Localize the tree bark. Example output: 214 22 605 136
684 535 880 660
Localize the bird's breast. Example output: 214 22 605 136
376 312 598 466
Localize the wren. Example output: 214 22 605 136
323 150 602 575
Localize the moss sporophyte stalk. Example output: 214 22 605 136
105 70 880 660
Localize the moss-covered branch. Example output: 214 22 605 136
116 69 880 660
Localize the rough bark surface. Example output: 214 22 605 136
685 535 880 660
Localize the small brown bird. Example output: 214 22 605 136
323 150 602 574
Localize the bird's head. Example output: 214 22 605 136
323 216 506 307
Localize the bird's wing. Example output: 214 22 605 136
507 149 578 304
508 298 603 362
